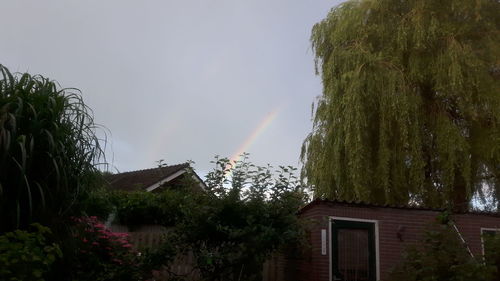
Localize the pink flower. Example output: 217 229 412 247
82 238 88 243
92 242 99 246
70 216 82 223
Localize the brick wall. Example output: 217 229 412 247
295 201 500 281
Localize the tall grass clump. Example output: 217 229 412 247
0 64 105 233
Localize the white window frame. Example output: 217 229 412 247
329 216 380 281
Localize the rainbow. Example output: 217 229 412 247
228 107 281 167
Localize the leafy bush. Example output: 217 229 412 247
77 184 116 221
112 189 189 227
483 232 500 281
164 155 309 281
0 65 105 232
389 219 496 281
139 232 181 276
0 223 62 281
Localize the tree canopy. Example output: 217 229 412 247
301 0 500 210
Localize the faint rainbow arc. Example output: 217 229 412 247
228 108 281 168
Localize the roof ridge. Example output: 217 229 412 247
113 163 189 175
105 162 195 192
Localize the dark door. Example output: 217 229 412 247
332 220 376 281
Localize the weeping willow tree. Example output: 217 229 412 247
301 0 500 210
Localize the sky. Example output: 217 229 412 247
0 0 344 176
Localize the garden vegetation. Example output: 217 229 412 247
389 213 500 281
85 155 309 281
0 66 308 280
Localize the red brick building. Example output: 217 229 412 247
296 199 500 281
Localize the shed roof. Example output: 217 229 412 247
299 198 500 217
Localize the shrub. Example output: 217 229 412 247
389 219 496 281
483 232 500 281
112 189 189 227
77 184 116 221
166 156 309 281
0 223 62 281
139 232 181 276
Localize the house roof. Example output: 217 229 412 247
106 163 191 192
299 198 500 217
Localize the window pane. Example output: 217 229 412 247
338 229 370 281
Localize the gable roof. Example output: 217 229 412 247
106 163 195 192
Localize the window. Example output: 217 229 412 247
331 219 378 281
482 228 500 265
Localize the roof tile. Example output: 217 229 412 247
106 163 189 192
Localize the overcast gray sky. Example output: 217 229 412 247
1 0 343 176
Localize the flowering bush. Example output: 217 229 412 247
70 216 142 281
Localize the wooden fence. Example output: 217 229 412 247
108 224 287 281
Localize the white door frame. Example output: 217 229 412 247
328 216 381 281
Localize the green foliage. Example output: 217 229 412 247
389 220 496 281
301 0 500 209
77 186 116 220
69 155 308 280
0 223 62 281
139 233 180 274
62 155 308 281
0 65 105 232
112 189 189 227
165 155 309 281
483 232 500 280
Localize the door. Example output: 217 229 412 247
331 219 376 281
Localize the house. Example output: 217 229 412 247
104 163 207 251
294 199 500 281
106 163 206 193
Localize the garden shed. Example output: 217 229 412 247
295 199 500 281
